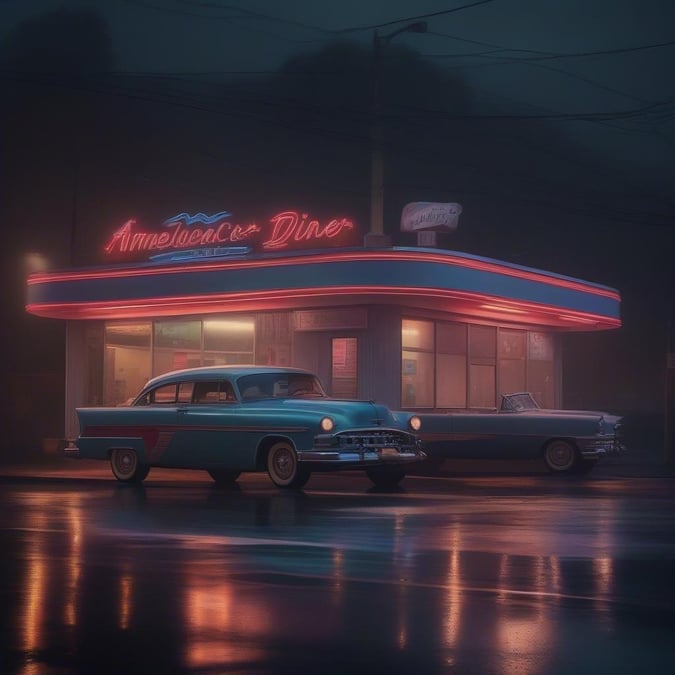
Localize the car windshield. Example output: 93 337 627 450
237 372 327 400
501 392 540 412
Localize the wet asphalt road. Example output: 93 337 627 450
1 466 674 675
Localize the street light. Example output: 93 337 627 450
365 21 428 248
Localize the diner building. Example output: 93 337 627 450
25 207 622 439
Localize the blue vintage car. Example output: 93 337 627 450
72 366 426 488
416 392 623 475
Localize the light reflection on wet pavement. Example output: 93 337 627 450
1 472 674 674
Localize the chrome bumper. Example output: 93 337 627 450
305 428 426 467
62 439 81 459
578 437 624 459
297 448 427 466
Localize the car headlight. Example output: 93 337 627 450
409 415 421 431
320 417 334 432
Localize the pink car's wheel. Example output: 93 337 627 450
543 439 578 474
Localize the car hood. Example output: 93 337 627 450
523 408 622 424
248 398 397 427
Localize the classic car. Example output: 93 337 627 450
416 392 623 475
70 366 426 489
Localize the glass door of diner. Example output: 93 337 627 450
331 337 358 399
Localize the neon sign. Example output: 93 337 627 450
103 210 356 261
263 211 354 250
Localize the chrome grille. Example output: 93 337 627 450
336 430 416 448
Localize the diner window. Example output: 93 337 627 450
103 317 259 405
436 322 467 408
400 318 554 411
203 317 255 365
103 322 151 405
469 325 496 408
401 319 434 407
498 329 526 396
154 320 202 375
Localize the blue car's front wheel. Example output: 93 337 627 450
267 441 310 489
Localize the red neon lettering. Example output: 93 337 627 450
104 213 351 256
104 219 135 254
215 223 230 243
104 219 263 255
263 211 354 250
201 227 218 245
231 223 261 241
131 232 149 251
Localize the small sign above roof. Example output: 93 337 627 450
400 202 462 232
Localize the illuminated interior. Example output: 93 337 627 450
103 317 256 404
25 245 621 423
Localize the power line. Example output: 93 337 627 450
120 0 501 37
331 0 500 33
426 38 675 62
7 66 674 124
117 0 326 43
3 67 673 228
177 0 333 35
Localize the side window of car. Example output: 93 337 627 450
219 381 236 402
193 381 236 404
134 392 151 406
178 382 194 403
152 383 178 404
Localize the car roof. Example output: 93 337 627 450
143 365 314 388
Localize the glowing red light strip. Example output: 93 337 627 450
101 211 355 255
26 285 621 327
27 249 620 301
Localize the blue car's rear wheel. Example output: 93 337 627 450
543 439 578 474
267 441 310 489
110 448 150 483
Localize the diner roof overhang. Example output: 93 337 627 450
26 247 621 331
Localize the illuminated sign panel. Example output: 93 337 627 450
400 202 462 231
104 210 357 262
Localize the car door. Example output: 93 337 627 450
166 380 254 470
128 381 183 465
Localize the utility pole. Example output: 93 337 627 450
364 22 427 248
666 310 674 465
70 148 79 266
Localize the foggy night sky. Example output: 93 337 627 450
1 0 674 453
